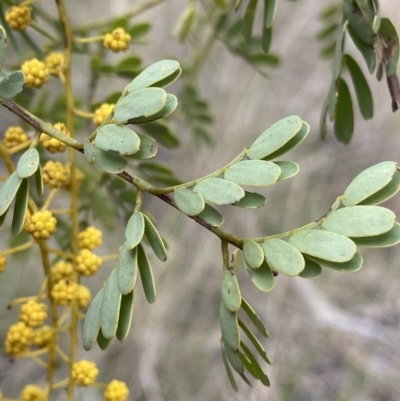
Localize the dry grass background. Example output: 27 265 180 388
1 0 400 400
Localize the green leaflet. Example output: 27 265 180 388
263 121 310 160
342 161 397 206
299 258 322 279
240 341 270 386
97 328 113 350
193 178 245 205
344 54 373 120
224 160 281 187
243 239 264 269
233 191 266 208
11 178 28 236
307 252 363 273
263 0 277 29
379 18 400 76
83 139 95 164
241 297 269 338
197 203 224 226
174 187 205 216
274 161 299 180
221 270 241 312
34 162 43 198
114 87 167 125
0 71 25 98
172 4 196 43
137 244 156 303
343 0 374 45
95 125 140 155
126 60 181 93
125 211 145 250
0 206 9 228
116 290 134 342
143 214 167 262
242 0 258 48
333 22 347 81
348 25 376 73
248 116 302 160
101 269 122 339
224 342 247 381
0 25 6 71
220 340 239 392
93 145 127 173
83 288 104 351
246 260 275 292
0 171 23 216
231 249 247 273
359 171 400 205
322 206 395 237
261 238 305 277
289 229 356 263
127 133 158 160
117 245 138 295
16 148 39 179
334 78 354 144
128 94 177 124
220 298 240 351
351 222 400 248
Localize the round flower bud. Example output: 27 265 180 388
75 249 102 276
40 122 69 153
44 52 64 75
0 252 7 273
33 325 53 348
72 360 99 386
3 126 29 148
19 300 48 328
21 59 50 89
51 261 74 282
78 226 102 250
42 161 70 189
77 285 92 309
4 322 34 355
103 28 131 53
51 279 78 306
104 380 129 401
5 6 32 31
20 384 45 401
93 103 115 126
25 210 57 240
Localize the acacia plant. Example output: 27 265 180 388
0 0 399 399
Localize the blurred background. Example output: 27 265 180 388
1 0 400 400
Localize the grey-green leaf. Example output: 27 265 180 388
125 211 145 250
261 238 305 277
97 328 113 350
299 258 322 279
248 116 302 160
0 171 23 216
359 171 400 205
11 178 28 236
241 298 269 338
322 206 395 237
193 178 244 205
243 239 264 269
16 148 39 178
289 229 356 262
174 187 205 216
233 191 266 208
0 71 25 98
101 269 122 339
307 252 363 272
343 0 373 45
351 222 400 248
83 139 95 164
221 270 241 312
348 25 376 73
93 145 127 173
342 161 397 206
220 340 239 392
240 341 270 386
95 125 140 155
274 160 299 180
117 245 138 295
263 0 277 29
224 160 281 187
137 244 156 303
231 249 247 273
0 26 6 72
116 290 134 342
143 214 167 262
333 22 347 81
127 133 158 160
334 78 354 144
246 260 275 292
242 0 258 48
83 288 104 351
126 60 181 93
220 299 240 350
114 88 167 125
34 163 43 198
197 203 224 226
224 342 246 377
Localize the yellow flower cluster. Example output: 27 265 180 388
75 249 102 276
78 226 103 250
19 300 48 328
45 52 64 75
2 126 29 148
40 122 69 153
93 103 115 126
0 252 7 273
5 6 32 31
4 322 34 355
51 279 78 306
104 380 129 401
103 28 131 52
20 384 45 401
72 360 99 386
33 325 53 348
21 59 50 89
25 210 57 240
51 260 74 282
43 161 70 189
77 285 92 309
